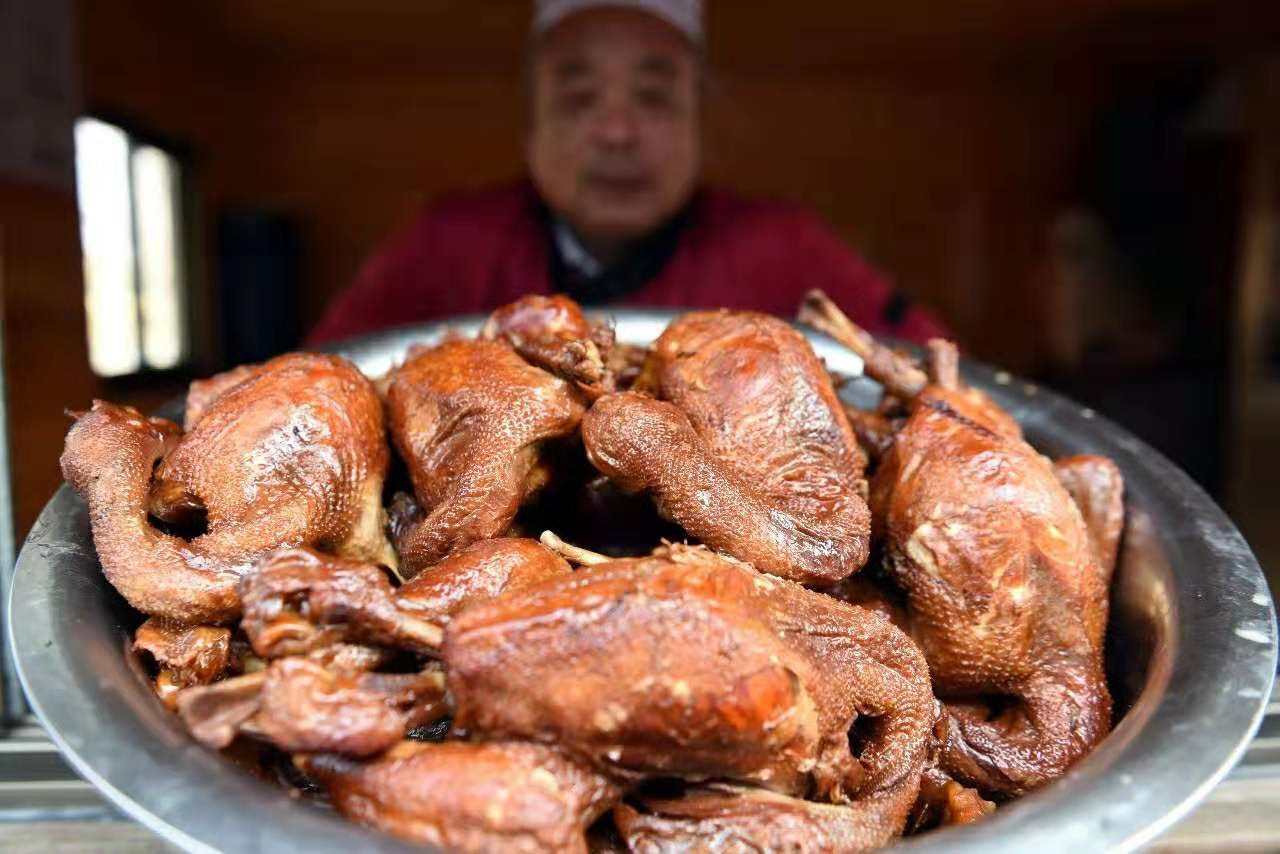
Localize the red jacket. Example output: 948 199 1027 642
308 181 947 344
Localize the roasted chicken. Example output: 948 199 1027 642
445 544 934 831
481 294 614 397
614 783 915 854
582 310 871 585
800 290 1118 796
61 353 393 624
298 741 620 854
59 294 1133 851
176 654 445 755
385 338 587 576
239 539 570 658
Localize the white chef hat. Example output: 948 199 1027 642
533 0 704 44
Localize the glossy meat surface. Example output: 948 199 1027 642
386 338 586 575
61 354 392 623
873 392 1113 794
240 540 569 658
240 548 443 657
908 767 995 831
481 294 614 395
299 741 620 854
176 655 444 754
801 291 1116 796
614 784 912 854
133 617 232 708
1054 454 1125 574
397 537 573 623
584 311 870 585
444 545 932 818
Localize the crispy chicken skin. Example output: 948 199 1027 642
385 338 586 576
298 741 621 854
60 354 393 624
614 783 916 854
444 544 933 826
481 294 615 396
582 311 871 585
800 291 1116 796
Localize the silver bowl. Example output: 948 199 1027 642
9 311 1277 853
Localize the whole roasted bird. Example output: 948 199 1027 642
582 310 871 585
386 296 608 575
445 543 935 848
800 290 1120 796
61 353 393 624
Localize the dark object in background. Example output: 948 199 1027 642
216 210 301 366
1048 66 1240 497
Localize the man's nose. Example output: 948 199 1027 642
591 98 639 148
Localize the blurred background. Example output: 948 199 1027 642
2 0 1280 591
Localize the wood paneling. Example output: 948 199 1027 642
2 0 1261 535
0 179 97 535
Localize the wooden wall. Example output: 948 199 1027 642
3 0 1273 534
0 180 97 535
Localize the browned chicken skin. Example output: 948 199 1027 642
908 767 996 832
299 741 621 854
1053 455 1125 574
60 354 393 624
239 540 570 657
240 548 443 657
176 655 444 755
583 310 871 585
800 291 1117 796
481 294 615 396
386 338 587 575
615 783 916 854
445 544 933 826
133 617 232 707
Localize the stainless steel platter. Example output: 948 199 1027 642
8 310 1277 853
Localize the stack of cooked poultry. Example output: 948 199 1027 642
60 292 1123 853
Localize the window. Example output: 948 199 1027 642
73 117 189 377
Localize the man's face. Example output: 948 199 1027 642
527 8 700 245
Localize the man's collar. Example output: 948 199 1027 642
551 218 606 280
539 192 699 305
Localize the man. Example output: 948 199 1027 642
309 0 946 344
